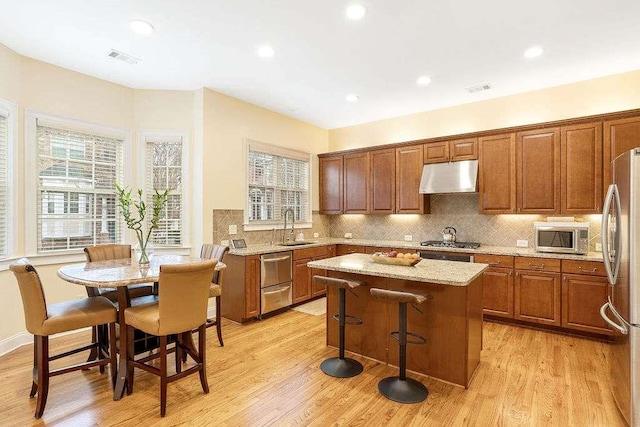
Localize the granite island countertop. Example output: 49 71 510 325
306 253 488 286
228 237 604 262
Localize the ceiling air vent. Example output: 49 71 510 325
107 49 142 65
466 83 491 94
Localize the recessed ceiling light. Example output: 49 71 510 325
129 20 154 36
524 45 544 59
417 75 432 86
346 94 359 102
257 44 275 58
346 4 367 20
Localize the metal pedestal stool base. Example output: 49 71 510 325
320 356 363 378
378 376 428 404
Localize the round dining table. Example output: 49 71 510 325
57 255 226 400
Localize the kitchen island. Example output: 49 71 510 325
307 253 488 388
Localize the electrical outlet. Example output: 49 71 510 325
344 233 353 239
228 224 237 235
221 239 229 246
595 243 602 252
516 239 528 247
313 232 319 238
404 235 413 241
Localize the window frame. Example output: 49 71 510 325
137 130 191 254
243 139 312 231
24 111 133 261
0 97 18 267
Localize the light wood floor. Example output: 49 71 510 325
0 311 625 426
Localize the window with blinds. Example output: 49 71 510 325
36 124 124 252
145 137 183 246
247 142 310 224
0 112 8 258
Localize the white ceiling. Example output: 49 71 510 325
0 0 639 129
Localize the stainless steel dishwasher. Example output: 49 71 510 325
260 251 293 316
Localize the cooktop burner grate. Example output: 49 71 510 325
420 241 481 249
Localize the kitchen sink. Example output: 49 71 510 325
278 241 319 246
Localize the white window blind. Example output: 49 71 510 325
36 124 124 252
247 142 310 224
0 113 8 258
146 137 183 246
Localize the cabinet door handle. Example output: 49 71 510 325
509 271 513 276
528 263 545 269
578 266 598 273
488 261 501 266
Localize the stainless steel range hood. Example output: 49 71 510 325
419 160 478 194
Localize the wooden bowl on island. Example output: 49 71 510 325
371 252 421 267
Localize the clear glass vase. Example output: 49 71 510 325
133 241 154 265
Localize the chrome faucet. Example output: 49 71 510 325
283 207 295 243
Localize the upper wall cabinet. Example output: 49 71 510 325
478 133 516 214
319 154 343 214
561 122 602 214
423 138 478 164
603 116 640 196
516 128 561 214
396 144 430 214
370 148 396 214
343 152 370 213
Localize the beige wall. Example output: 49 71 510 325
200 88 329 243
0 44 21 102
328 69 640 151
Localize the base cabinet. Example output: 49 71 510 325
221 254 261 323
482 268 514 318
293 245 335 304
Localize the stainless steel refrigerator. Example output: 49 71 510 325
600 148 640 426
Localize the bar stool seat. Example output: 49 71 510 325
314 276 364 378
370 288 429 404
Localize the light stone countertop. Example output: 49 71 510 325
227 237 604 262
306 253 488 286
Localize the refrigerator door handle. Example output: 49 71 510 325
601 184 621 285
600 301 629 335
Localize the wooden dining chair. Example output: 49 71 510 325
9 258 118 419
123 259 217 417
200 243 229 346
84 244 156 366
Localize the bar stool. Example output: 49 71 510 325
370 288 428 404
313 276 364 378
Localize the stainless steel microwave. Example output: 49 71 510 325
534 221 590 255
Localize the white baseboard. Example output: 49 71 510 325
0 332 32 358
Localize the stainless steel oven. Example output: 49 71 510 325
260 251 293 316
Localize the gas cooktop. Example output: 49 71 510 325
420 241 481 249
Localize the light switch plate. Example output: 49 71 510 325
221 239 229 246
516 239 528 247
404 235 413 241
595 243 602 252
228 224 237 235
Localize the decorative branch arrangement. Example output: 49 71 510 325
115 183 169 264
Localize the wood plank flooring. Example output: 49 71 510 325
0 311 625 426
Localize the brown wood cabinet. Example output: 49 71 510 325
561 259 611 335
221 254 261 323
370 148 396 214
475 254 514 318
561 122 603 214
514 257 561 326
396 144 429 214
478 133 516 214
293 246 334 304
343 152 370 213
336 244 365 256
319 155 343 214
516 128 560 214
424 138 478 164
604 116 640 197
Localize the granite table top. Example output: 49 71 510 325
307 253 488 286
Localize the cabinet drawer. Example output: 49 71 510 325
293 245 329 260
474 254 514 268
336 244 366 256
515 257 561 272
561 259 606 277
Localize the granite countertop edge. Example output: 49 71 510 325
227 238 604 262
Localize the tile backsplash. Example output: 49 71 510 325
212 194 602 250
